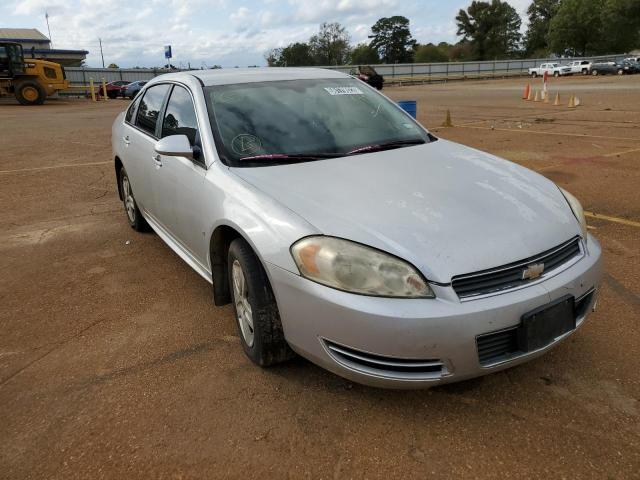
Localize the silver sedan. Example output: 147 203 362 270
112 68 601 388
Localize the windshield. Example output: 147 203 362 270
204 78 431 166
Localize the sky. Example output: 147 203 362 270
1 0 531 68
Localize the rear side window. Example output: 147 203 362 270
125 95 141 123
161 86 198 145
135 84 170 136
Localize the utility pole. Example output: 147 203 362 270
99 38 105 68
45 12 53 48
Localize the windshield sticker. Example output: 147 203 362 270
324 86 364 96
231 134 263 155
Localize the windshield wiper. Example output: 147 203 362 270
238 153 344 162
347 138 426 155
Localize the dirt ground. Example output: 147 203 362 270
1 75 639 479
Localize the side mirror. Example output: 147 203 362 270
155 135 193 160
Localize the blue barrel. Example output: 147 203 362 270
397 100 417 119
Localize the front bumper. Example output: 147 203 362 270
266 235 602 388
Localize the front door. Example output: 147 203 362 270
154 84 208 266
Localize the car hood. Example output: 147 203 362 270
231 139 579 283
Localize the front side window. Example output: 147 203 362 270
161 85 198 145
135 84 170 136
205 78 431 166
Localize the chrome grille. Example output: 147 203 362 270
452 236 582 299
324 340 445 379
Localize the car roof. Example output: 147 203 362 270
152 67 349 87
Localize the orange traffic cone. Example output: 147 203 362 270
568 94 576 108
522 83 530 100
543 91 550 103
574 96 581 107
533 90 540 102
553 92 561 106
442 109 453 127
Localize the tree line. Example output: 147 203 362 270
266 0 640 66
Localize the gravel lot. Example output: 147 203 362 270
1 74 639 479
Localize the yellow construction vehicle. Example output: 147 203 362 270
0 42 69 105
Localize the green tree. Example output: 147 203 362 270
368 16 417 63
266 42 315 66
600 0 640 53
309 22 351 65
414 43 449 63
107 63 119 69
350 43 380 64
524 0 561 55
547 0 604 56
456 0 522 60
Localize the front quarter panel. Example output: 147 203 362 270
203 164 320 273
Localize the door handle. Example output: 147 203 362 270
152 154 163 167
123 135 130 146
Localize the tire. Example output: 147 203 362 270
582 69 588 75
554 71 560 77
592 70 599 76
15 80 46 105
228 238 294 367
531 72 537 78
107 90 118 99
617 69 624 75
119 166 149 231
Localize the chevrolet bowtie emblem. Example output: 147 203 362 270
522 263 544 280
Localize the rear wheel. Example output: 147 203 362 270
531 72 537 78
107 90 118 99
617 69 624 75
582 69 588 75
554 71 560 77
592 69 599 76
228 238 294 367
119 167 149 231
15 80 46 105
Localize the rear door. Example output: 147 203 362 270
154 83 209 265
123 83 171 222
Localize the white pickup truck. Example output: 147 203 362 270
567 60 592 75
528 62 572 77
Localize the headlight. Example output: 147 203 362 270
559 187 587 240
290 236 434 298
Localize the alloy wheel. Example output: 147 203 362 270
232 260 254 347
122 175 136 223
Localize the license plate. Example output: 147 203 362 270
518 295 575 352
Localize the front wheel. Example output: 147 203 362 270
592 70 599 76
554 71 560 77
617 69 624 75
15 80 46 105
531 72 537 78
228 238 294 367
582 69 588 75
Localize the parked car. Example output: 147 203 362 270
590 62 624 75
101 80 130 99
124 80 147 99
529 62 571 77
355 65 384 90
624 57 640 64
112 68 601 388
566 60 592 75
619 60 640 74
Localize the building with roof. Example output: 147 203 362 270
0 28 88 66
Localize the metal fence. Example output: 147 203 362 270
63 53 630 92
321 54 629 83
